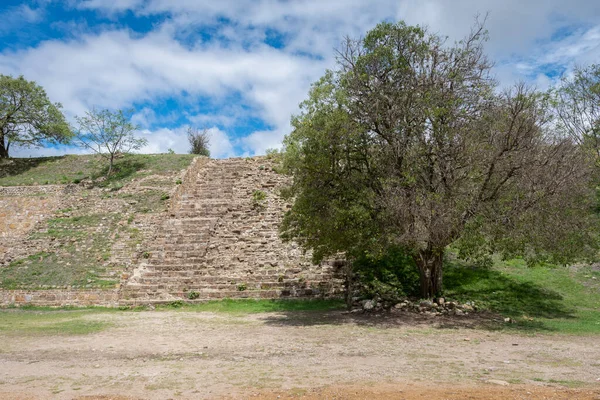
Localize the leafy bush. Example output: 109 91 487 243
188 127 210 156
187 291 200 300
252 190 266 202
252 190 267 209
353 246 420 301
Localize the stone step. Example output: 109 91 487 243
120 156 343 302
119 288 330 302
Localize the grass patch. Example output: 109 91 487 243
0 309 113 336
444 257 600 334
547 379 587 388
0 155 90 186
155 298 345 314
0 154 196 187
1 214 123 289
111 189 171 213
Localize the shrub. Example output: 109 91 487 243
188 127 210 156
353 246 420 302
187 291 200 300
252 190 267 209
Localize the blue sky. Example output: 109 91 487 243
1 0 600 158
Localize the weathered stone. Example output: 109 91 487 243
487 379 510 386
362 299 375 310
120 157 344 304
419 300 434 309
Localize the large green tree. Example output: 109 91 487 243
282 21 598 298
0 75 71 158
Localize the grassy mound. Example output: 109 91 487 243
0 153 196 186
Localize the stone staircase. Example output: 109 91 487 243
119 157 343 304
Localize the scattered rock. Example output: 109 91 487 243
419 300 434 309
487 379 510 386
358 297 480 316
362 299 375 311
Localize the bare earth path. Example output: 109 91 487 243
1 310 599 399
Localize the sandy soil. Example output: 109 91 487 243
0 310 599 399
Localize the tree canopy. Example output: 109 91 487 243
281 21 598 298
554 64 600 158
0 74 71 158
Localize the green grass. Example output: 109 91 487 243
0 153 196 187
0 300 343 335
444 257 600 334
110 189 171 213
155 298 345 314
0 309 113 336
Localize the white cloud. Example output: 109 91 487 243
207 127 235 159
131 107 157 128
241 127 287 156
0 27 324 127
0 4 44 35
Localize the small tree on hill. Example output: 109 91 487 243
188 126 210 156
0 74 71 158
74 108 147 177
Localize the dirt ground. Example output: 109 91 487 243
1 310 599 399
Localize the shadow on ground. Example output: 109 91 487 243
92 158 146 185
259 309 506 331
262 262 576 332
0 157 65 178
444 262 575 323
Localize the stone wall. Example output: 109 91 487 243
0 186 72 265
0 289 119 307
0 184 74 197
0 187 68 238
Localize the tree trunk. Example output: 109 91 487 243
413 249 444 299
107 154 114 178
0 136 9 158
343 260 354 311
